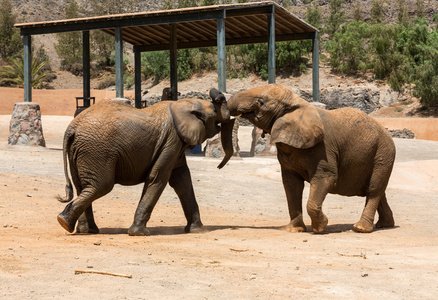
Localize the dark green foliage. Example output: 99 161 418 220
413 50 438 107
326 21 370 74
0 0 21 59
141 48 216 84
326 15 438 106
226 41 309 81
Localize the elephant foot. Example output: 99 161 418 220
281 216 306 232
76 222 100 234
185 221 207 233
128 224 151 236
311 214 328 233
353 220 374 233
57 202 77 233
375 218 394 229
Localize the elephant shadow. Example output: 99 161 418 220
73 223 397 236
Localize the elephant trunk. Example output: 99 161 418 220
210 88 236 169
217 118 235 169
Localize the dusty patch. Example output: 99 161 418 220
1 115 438 298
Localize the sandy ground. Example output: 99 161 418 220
1 113 438 299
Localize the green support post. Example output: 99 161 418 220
268 11 276 84
23 35 32 102
217 14 226 93
134 50 142 108
170 24 178 100
115 27 124 98
312 31 320 102
83 31 91 107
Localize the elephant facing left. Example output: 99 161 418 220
57 97 231 236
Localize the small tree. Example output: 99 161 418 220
306 0 322 29
325 0 345 39
413 50 438 107
326 20 370 74
370 0 387 24
54 0 82 74
0 0 21 59
416 0 425 18
352 0 363 21
397 0 408 25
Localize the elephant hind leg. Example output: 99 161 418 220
354 155 394 233
76 204 100 234
58 186 110 233
375 194 394 229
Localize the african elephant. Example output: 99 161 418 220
223 84 395 233
57 96 231 236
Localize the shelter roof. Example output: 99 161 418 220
15 1 317 52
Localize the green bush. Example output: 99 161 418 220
326 20 370 74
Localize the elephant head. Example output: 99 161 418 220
170 99 223 146
226 84 324 149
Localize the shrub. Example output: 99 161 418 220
326 20 370 74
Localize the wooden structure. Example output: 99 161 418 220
15 1 319 108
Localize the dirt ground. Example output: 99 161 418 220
1 107 438 299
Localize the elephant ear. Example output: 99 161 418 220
271 104 324 149
170 100 207 146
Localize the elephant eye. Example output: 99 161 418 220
257 98 264 106
193 111 206 124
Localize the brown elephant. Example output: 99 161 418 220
223 84 395 233
57 96 231 236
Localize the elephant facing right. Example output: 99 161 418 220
221 84 396 233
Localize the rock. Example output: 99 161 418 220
387 128 415 139
296 86 398 114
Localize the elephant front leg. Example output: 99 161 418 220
281 168 306 232
169 155 205 233
307 177 335 233
128 172 170 236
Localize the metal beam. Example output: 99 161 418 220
23 35 32 102
217 14 226 93
134 32 316 52
170 24 178 100
267 12 276 84
312 31 320 102
134 50 142 108
115 27 124 98
82 31 91 106
19 10 226 36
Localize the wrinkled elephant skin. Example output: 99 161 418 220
226 84 396 233
57 98 229 236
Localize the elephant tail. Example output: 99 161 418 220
57 128 75 203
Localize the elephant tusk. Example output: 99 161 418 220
229 114 241 120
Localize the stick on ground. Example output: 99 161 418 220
75 270 132 278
